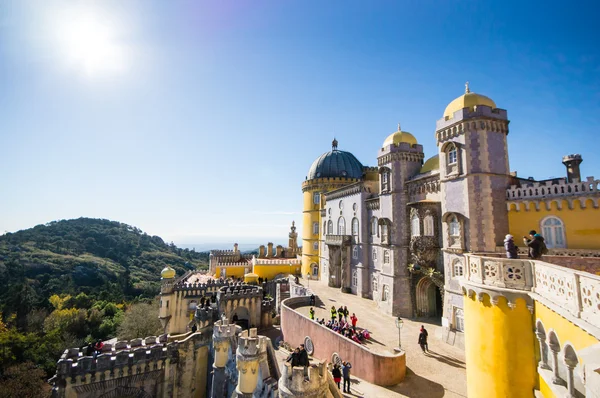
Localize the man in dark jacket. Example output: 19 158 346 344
297 344 309 367
523 230 546 259
286 348 300 367
418 326 429 353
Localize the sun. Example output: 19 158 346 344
53 5 128 76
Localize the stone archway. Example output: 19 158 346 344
231 306 250 329
416 277 442 317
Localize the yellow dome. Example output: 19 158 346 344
420 154 439 173
383 124 418 148
443 83 496 119
161 266 176 279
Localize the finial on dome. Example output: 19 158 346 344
465 81 470 94
397 122 401 131
332 138 338 150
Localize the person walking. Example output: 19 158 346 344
331 364 342 390
418 325 429 353
330 306 337 322
504 234 518 259
523 230 547 259
342 361 352 393
309 294 316 306
309 307 315 320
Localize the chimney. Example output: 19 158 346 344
276 245 283 257
233 243 239 253
562 154 583 183
267 242 273 258
259 245 265 258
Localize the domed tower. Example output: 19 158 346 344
301 139 364 277
158 265 176 333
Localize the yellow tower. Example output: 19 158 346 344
301 139 364 277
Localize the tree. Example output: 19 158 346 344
0 361 51 398
117 302 162 340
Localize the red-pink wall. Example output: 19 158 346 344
281 297 406 386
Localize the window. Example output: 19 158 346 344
381 224 389 242
337 217 346 235
542 216 566 248
424 215 434 236
383 250 390 264
312 264 319 277
382 285 389 301
352 270 358 287
448 145 457 164
411 213 420 237
372 248 377 261
372 278 378 292
313 242 319 251
313 192 320 204
371 217 378 236
327 220 333 234
453 260 464 277
352 246 358 259
381 168 391 192
351 218 359 237
339 201 344 209
323 221 327 236
449 215 460 237
312 222 319 235
454 307 464 332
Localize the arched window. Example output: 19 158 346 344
541 216 566 248
445 142 459 176
424 215 434 236
312 263 319 277
381 223 389 242
352 270 358 287
312 222 319 235
327 220 333 234
380 168 391 192
453 260 464 277
447 144 457 164
337 217 346 235
313 192 320 204
372 278 378 292
411 213 420 237
449 215 460 237
382 285 389 301
383 250 390 264
372 248 377 262
352 246 358 259
371 217 378 236
352 218 359 237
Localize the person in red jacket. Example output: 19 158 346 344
350 313 358 330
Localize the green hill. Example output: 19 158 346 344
0 218 208 323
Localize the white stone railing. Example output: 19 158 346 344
254 259 302 265
463 254 600 328
494 246 600 258
506 176 600 200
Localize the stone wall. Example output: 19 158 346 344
280 296 405 386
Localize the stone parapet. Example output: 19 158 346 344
324 235 352 246
218 285 262 300
279 362 328 398
254 258 302 265
506 176 600 201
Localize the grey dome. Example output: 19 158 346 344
307 140 364 180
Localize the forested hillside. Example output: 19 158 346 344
0 218 208 395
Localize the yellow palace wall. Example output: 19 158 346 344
508 199 600 249
463 293 536 398
535 301 599 398
252 264 301 280
215 266 246 279
301 188 321 276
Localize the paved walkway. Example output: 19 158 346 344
292 276 467 398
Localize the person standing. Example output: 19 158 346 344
343 306 349 322
309 294 316 306
297 344 309 367
330 306 337 322
342 361 352 393
337 306 344 322
418 325 429 353
286 347 300 367
523 230 547 259
504 234 518 259
331 364 342 389
309 307 315 320
350 313 358 330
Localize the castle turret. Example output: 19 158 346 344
234 328 267 397
301 139 364 277
266 242 273 258
211 317 242 398
158 266 176 332
562 154 583 183
279 361 329 398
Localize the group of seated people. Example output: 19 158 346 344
314 318 371 344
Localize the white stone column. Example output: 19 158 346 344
564 355 577 398
549 341 566 386
535 329 551 370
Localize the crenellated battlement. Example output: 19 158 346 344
261 297 274 313
506 176 600 201
237 328 266 357
279 361 329 398
212 318 240 340
218 285 262 300
194 306 217 327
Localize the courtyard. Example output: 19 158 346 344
283 276 467 398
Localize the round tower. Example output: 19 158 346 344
562 154 583 183
158 266 176 332
301 139 364 277
211 317 242 398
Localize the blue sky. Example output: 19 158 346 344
1 0 599 245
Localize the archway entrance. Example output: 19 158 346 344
416 277 442 318
231 306 250 330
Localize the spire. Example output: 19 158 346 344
332 138 338 150
397 122 401 132
465 81 470 94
